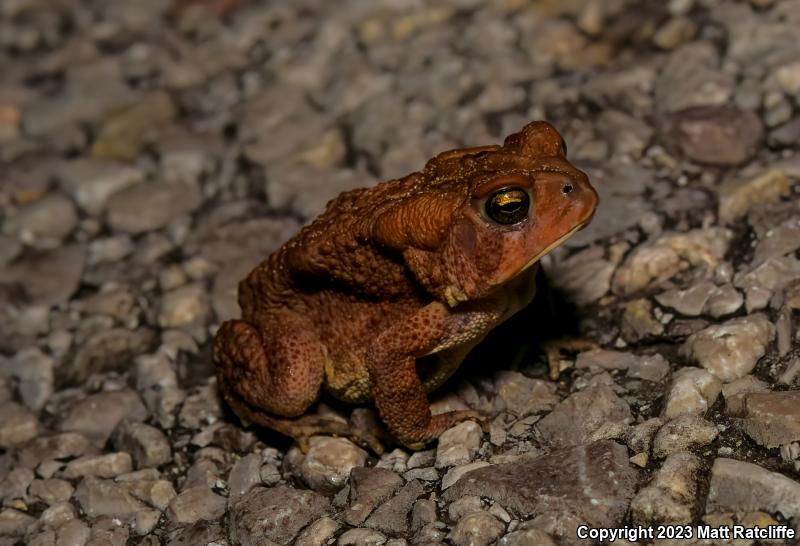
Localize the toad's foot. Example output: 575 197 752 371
543 338 599 380
223 394 385 454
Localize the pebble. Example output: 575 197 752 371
612 228 732 296
662 367 722 418
299 436 368 493
5 193 78 246
296 517 341 546
652 414 719 458
338 528 387 546
448 511 505 546
0 244 86 305
106 182 202 234
718 169 791 224
28 479 75 505
627 354 670 382
681 313 776 381
166 485 226 524
226 453 262 501
657 105 762 166
59 159 146 215
630 451 700 525
0 401 40 448
58 389 148 446
435 421 482 469
112 422 172 468
738 391 800 448
492 371 560 417
706 458 800 519
721 374 769 414
61 452 133 479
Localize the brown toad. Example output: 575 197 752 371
213 121 598 451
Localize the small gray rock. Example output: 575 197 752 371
59 389 148 446
448 511 505 546
445 440 638 528
365 480 425 535
166 485 226 524
739 391 800 448
652 414 719 458
61 452 133 479
75 477 148 520
113 421 171 468
706 458 800 519
534 385 632 448
662 367 722 418
435 421 482 469
0 401 39 448
300 437 368 494
681 313 775 381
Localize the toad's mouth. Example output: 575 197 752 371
512 219 589 279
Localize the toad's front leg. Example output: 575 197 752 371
366 301 499 450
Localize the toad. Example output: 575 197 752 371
213 121 598 452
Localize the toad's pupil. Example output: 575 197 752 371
486 189 529 225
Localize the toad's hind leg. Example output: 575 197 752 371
214 315 324 418
213 316 384 453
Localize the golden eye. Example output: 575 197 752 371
485 188 530 225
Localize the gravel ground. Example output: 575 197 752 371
1 0 800 545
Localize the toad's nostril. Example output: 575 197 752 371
561 183 574 195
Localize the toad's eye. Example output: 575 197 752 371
485 188 530 225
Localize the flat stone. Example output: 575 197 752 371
435 421 482 469
337 528 387 546
295 517 340 546
59 389 148 446
0 509 35 537
653 414 719 458
91 92 177 161
0 401 39 448
444 440 638 528
166 485 226 524
718 169 792 224
575 349 638 372
706 458 800 519
228 486 330 546
534 385 632 448
739 391 800 448
75 477 148 520
721 375 769 414
15 432 95 471
627 354 670 382
344 467 403 526
63 327 155 386
227 453 263 502
663 367 722 418
61 452 133 479
59 159 146 215
300 437 368 494
106 182 202 234
734 256 800 312
681 313 775 382
442 462 492 490
364 480 425 535
28 479 75 505
492 371 560 417
657 105 762 166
